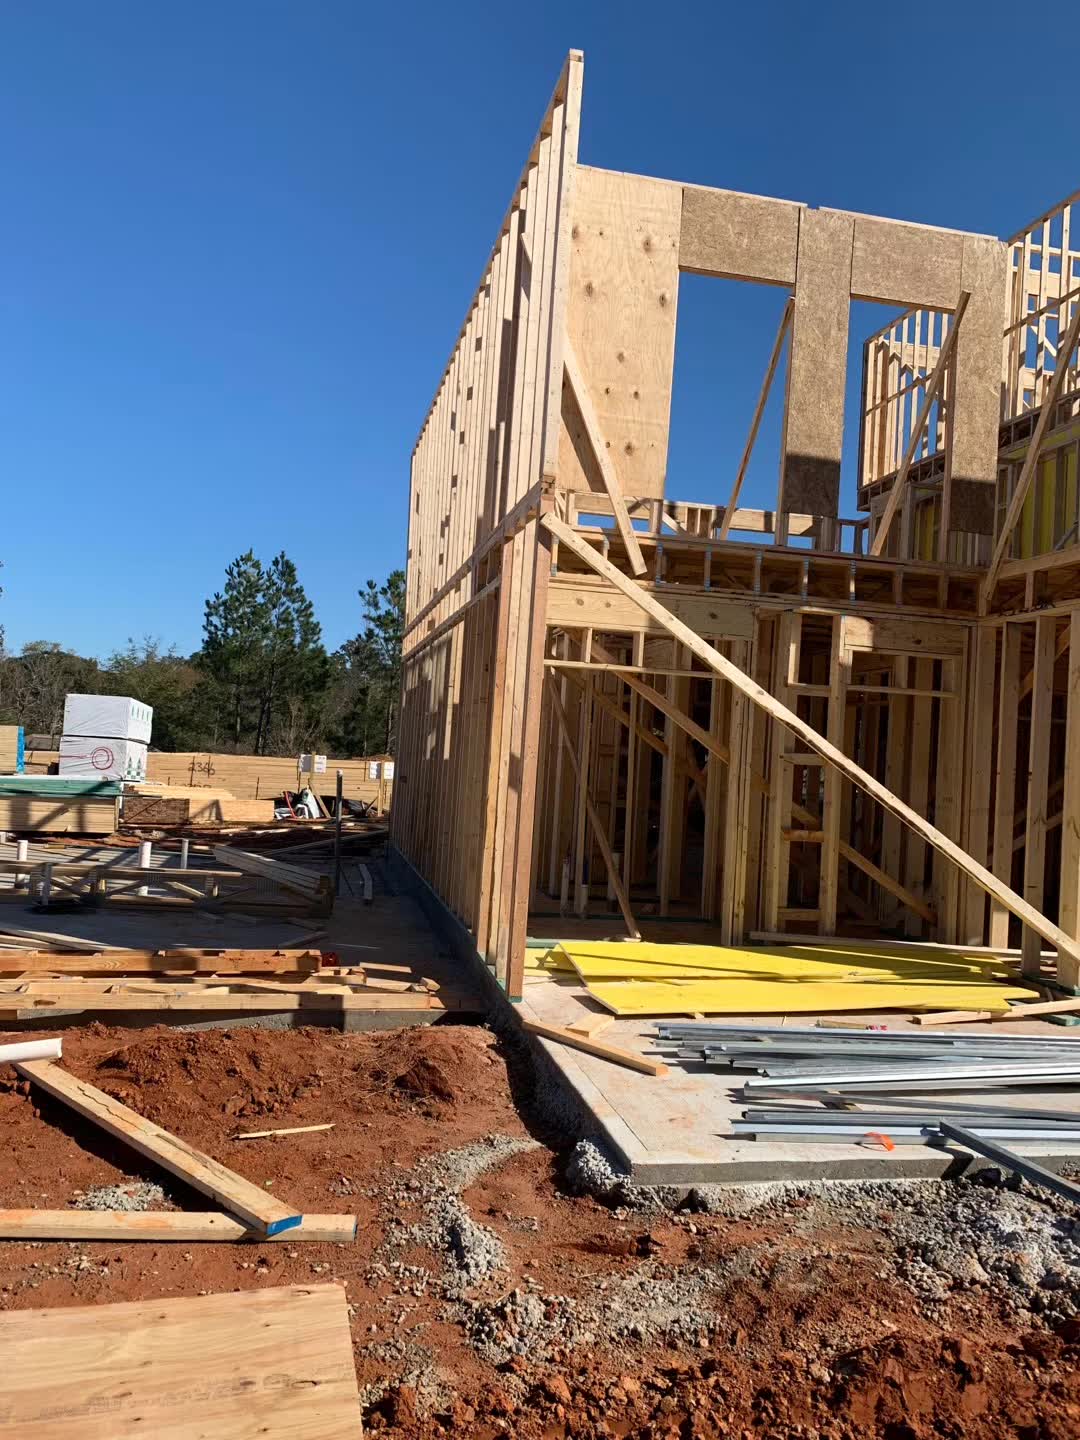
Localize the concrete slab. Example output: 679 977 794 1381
518 969 1080 1185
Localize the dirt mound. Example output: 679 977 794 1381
386 1028 492 1104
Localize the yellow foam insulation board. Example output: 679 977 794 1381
553 940 1038 1016
523 945 577 976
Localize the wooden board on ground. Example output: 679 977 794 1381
521 1017 668 1075
0 1283 362 1438
14 1060 302 1235
0 1211 356 1242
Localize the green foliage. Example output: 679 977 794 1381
330 570 405 755
0 554 403 759
202 551 328 755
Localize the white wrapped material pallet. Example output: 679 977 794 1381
63 693 153 744
58 736 148 781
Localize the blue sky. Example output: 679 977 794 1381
0 1 1073 658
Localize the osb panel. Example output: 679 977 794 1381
850 216 964 309
558 166 681 501
679 187 800 286
780 209 854 518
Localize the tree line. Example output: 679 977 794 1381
0 552 405 758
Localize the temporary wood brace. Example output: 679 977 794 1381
14 1060 303 1234
563 340 648 575
0 1210 357 1242
869 291 970 557
718 297 794 540
543 512 1080 969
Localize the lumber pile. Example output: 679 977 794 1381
0 723 22 772
0 947 453 1021
0 1284 363 1437
144 750 394 808
0 776 121 835
122 783 277 827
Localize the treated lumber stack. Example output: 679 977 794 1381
0 1284 363 1437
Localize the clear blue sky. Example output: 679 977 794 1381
0 1 1073 659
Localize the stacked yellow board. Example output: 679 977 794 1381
533 939 1038 1016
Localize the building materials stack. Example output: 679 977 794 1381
58 693 152 782
655 1021 1080 1196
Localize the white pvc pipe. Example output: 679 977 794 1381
0 1038 62 1066
138 839 152 897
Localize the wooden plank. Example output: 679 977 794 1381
1059 611 1080 989
1022 617 1056 976
870 292 969 556
14 1060 302 1235
912 995 1080 1026
0 925 132 952
521 1017 667 1075
565 1013 615 1038
0 1211 356 1242
543 512 1080 967
0 1283 361 1438
1 988 439 1013
0 949 323 975
990 624 1022 948
563 339 647 574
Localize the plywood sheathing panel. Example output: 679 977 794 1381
678 187 800 286
558 166 682 501
948 235 1010 533
850 217 964 309
779 208 854 519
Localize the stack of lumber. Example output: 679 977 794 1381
143 751 394 808
122 783 277 827
0 1284 363 1437
0 947 451 1021
0 775 121 834
0 723 22 772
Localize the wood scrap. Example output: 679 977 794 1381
521 1018 668 1076
913 994 1080 1026
0 1283 362 1438
14 1059 303 1235
0 1210 356 1242
234 1122 335 1140
566 1013 615 1038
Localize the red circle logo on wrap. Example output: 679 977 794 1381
90 746 116 771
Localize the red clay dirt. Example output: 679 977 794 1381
0 1019 1075 1439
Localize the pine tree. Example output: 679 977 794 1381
201 550 327 754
